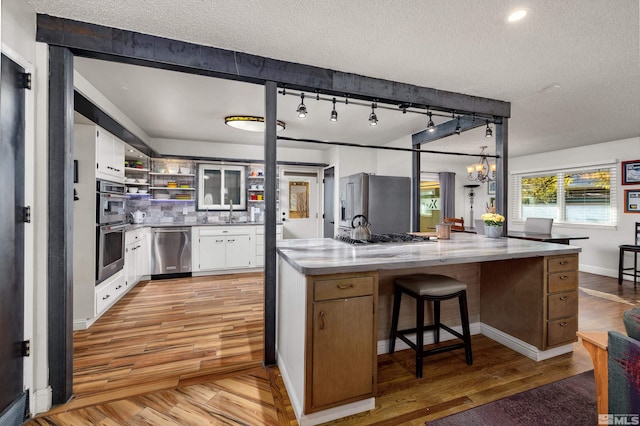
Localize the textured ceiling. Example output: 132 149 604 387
29 0 640 158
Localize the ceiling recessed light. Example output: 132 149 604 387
128 149 135 153
507 9 527 22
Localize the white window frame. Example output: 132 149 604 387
511 161 617 228
197 164 246 211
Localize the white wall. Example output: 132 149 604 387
2 0 51 416
510 137 640 278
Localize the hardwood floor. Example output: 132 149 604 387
26 272 637 425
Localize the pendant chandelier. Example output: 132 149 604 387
467 146 496 183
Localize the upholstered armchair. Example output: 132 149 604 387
577 308 640 417
608 308 640 413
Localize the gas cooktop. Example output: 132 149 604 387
336 233 434 245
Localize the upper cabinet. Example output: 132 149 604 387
95 128 125 182
197 164 246 210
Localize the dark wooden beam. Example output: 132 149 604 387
36 14 511 119
74 91 158 158
263 81 277 365
412 146 421 232
412 115 489 146
47 45 74 405
495 118 508 233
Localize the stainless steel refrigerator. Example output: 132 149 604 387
338 173 411 235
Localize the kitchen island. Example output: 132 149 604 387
276 233 581 425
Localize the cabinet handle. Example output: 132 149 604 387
559 295 569 301
559 321 568 327
116 285 122 290
319 311 325 330
559 275 568 280
216 239 224 243
102 294 110 300
228 239 235 243
337 283 353 289
559 260 569 265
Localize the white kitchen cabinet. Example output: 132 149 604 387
75 124 125 183
125 228 150 287
95 270 126 317
192 226 256 272
256 224 283 267
95 127 125 182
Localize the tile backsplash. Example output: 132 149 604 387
126 197 263 224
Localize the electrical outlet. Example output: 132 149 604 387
183 206 188 215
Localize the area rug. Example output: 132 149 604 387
428 370 597 426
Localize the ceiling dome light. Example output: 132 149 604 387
508 9 527 22
369 103 378 126
330 98 338 122
427 112 436 133
296 93 307 118
225 116 285 132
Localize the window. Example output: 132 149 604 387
511 163 617 226
197 164 246 210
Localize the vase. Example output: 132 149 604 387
484 224 503 238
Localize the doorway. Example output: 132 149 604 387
0 53 27 423
419 178 440 231
323 166 335 238
279 168 321 239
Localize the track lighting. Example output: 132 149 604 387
297 93 307 118
369 103 378 126
427 112 436 133
454 116 462 135
330 98 338 122
485 120 493 138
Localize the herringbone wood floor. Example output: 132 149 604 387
26 272 638 425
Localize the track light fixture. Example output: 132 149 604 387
485 120 493 138
330 98 338 122
297 93 307 118
369 103 378 126
454 116 462 135
427 112 436 133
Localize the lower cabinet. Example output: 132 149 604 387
95 272 126 315
545 254 579 348
306 273 378 412
125 228 150 288
192 226 256 272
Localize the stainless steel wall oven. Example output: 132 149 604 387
96 179 127 284
96 179 127 225
96 223 126 284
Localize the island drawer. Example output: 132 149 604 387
547 271 578 293
314 276 374 301
547 255 578 273
547 316 578 347
547 291 578 319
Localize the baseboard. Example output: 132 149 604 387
277 352 304 423
480 323 573 361
297 398 375 426
73 317 96 331
579 264 618 279
33 386 52 416
378 322 482 355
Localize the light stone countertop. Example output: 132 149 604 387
276 232 581 275
126 222 281 230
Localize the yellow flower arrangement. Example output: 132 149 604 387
481 213 505 226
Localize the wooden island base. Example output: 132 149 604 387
276 234 580 425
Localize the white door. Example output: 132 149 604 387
279 168 321 239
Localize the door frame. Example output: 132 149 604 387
279 166 323 239
0 42 37 416
323 166 336 238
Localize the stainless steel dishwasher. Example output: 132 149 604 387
151 227 192 274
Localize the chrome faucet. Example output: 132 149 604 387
203 208 209 223
228 200 233 223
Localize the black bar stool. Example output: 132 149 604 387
389 274 473 378
618 222 640 287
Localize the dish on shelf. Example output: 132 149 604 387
137 178 148 184
125 178 137 183
138 189 148 194
167 167 179 174
156 167 166 173
128 187 139 193
179 167 190 174
155 193 170 199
